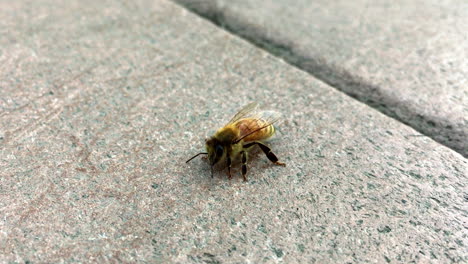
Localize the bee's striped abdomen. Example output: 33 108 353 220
236 118 276 142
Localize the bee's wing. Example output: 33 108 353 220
226 102 259 125
233 110 282 143
252 110 282 126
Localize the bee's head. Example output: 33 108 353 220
205 137 224 167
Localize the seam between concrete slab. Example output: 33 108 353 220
172 0 467 158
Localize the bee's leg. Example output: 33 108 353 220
241 150 248 181
243 142 286 166
226 154 232 179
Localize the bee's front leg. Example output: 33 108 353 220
226 155 232 179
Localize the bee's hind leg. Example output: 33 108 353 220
241 150 248 181
226 155 232 179
243 142 286 166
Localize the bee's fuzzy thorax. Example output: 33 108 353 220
214 126 239 143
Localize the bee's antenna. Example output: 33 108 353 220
186 152 208 163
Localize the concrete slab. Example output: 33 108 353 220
1 0 466 263
174 0 468 157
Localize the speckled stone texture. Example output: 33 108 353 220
175 0 468 157
0 0 467 263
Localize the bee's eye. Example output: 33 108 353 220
215 145 224 157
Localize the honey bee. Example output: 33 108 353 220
186 102 286 181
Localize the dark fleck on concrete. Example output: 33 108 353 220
378 226 392 233
272 247 284 258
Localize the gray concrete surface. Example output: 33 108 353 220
1 0 467 263
175 0 468 157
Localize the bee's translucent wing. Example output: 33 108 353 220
252 110 282 126
227 102 259 125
